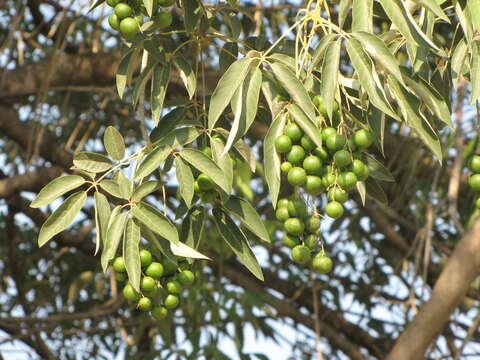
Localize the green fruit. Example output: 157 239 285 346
193 180 201 194
113 257 126 272
313 95 323 109
354 129 373 149
155 11 173 28
200 190 217 202
338 172 358 191
325 201 344 219
291 245 311 264
197 173 214 191
326 134 346 152
140 249 153 268
115 272 127 282
312 255 333 274
321 127 336 141
212 135 226 144
178 261 189 271
351 159 366 177
146 262 164 279
333 150 352 168
143 288 158 298
321 173 336 188
348 137 357 151
152 306 168 320
303 155 322 175
164 294 180 309
141 276 157 292
158 0 175 6
275 135 293 153
123 283 140 301
166 280 183 294
108 13 120 30
317 100 339 118
284 218 305 236
469 155 480 173
107 0 120 7
202 146 212 158
476 197 480 209
284 123 304 142
115 3 133 18
327 188 348 203
305 234 318 249
469 174 480 191
287 167 307 186
277 198 289 208
138 297 152 311
300 135 316 152
177 270 195 287
305 216 321 233
283 234 300 248
356 165 369 181
276 207 290 222
135 15 144 25
119 18 139 40
161 257 178 275
280 161 293 173
305 176 324 195
286 145 306 164
313 147 329 161
287 199 308 218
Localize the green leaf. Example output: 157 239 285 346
367 106 385 156
151 63 171 126
173 55 196 99
352 31 405 87
469 0 480 31
365 155 395 182
287 104 322 148
73 152 112 173
338 0 352 28
94 192 111 256
212 208 264 281
140 225 176 263
179 149 230 193
132 202 179 245
174 157 194 208
451 40 468 88
311 34 337 69
365 178 388 204
356 181 366 206
352 0 373 32
123 218 141 292
346 39 399 120
131 180 162 202
135 146 171 179
155 127 200 149
455 1 474 42
116 47 140 99
471 40 480 105
143 0 154 17
132 62 155 108
88 0 105 12
38 191 87 247
270 61 316 123
101 210 128 272
418 0 450 23
103 126 125 161
99 179 123 198
223 196 270 243
181 207 206 250
31 175 85 208
263 114 286 209
115 171 132 199
208 58 253 129
211 138 233 195
321 39 342 119
170 242 210 260
215 128 256 172
150 107 188 143
220 42 239 72
183 0 201 33
226 67 262 153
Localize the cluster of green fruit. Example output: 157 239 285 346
276 197 333 273
468 155 480 209
105 0 174 40
112 249 195 320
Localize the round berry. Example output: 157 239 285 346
114 3 133 19
313 146 329 161
338 172 358 191
115 272 127 282
305 176 324 195
286 145 306 164
312 255 333 274
177 270 195 287
305 234 318 249
321 173 336 188
123 283 140 301
333 150 352 168
277 198 289 208
164 294 180 309
119 17 139 40
303 155 322 175
282 234 300 248
152 306 168 320
305 216 321 233
354 129 373 149
200 190 217 202
326 134 346 152
325 201 344 219
328 188 348 203
291 245 311 264
280 161 293 173
138 297 152 311
197 173 214 191
300 135 316 152
469 155 480 173
140 249 153 268
202 146 212 158
275 135 293 154
284 218 305 236
107 0 120 6
476 197 480 209
108 13 120 30
146 262 164 279
276 207 290 222
155 11 173 28
321 127 336 141
284 123 303 142
287 167 307 186
161 257 178 275
113 257 126 272
287 199 308 218
469 174 480 192
141 276 156 292
166 280 183 294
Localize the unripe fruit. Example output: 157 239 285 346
291 245 311 264
113 257 126 272
321 127 336 141
326 134 346 152
328 188 348 203
161 257 178 275
283 234 300 248
155 11 173 28
197 173 214 191
338 172 358 191
193 180 201 194
303 155 322 175
166 280 183 294
107 0 120 7
212 135 226 144
351 159 366 177
300 135 316 151
348 137 357 151
469 174 480 192
119 18 139 40
280 161 293 173
286 145 306 164
152 306 168 320
313 146 329 161
354 129 373 149
140 249 153 268
138 297 152 311
200 190 217 202
116 272 127 282
276 207 290 222
305 176 324 195
123 283 140 301
141 276 157 292
277 198 289 208
305 234 318 249
159 0 175 6
287 167 307 186
284 123 303 142
305 216 321 233
108 13 120 30
287 199 308 218
476 197 480 209
115 3 133 19
146 262 164 279
284 218 305 236
312 255 333 274
333 150 352 168
164 294 180 309
325 201 344 219
275 135 292 154
202 146 212 158
469 155 480 173
135 15 144 25
177 270 195 287
321 173 335 188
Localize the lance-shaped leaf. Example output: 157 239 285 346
338 0 352 28
263 114 286 208
99 179 123 198
131 180 162 202
134 146 171 179
451 40 468 88
88 0 105 12
150 107 188 142
94 191 111 255
38 191 87 247
215 128 256 172
170 242 210 260
151 63 171 125
311 34 337 69
469 0 480 31
471 40 480 105
352 0 373 32
208 58 253 129
270 61 316 123
220 42 238 72
223 196 270 243
123 218 141 291
101 210 128 272
287 104 322 148
140 225 176 263
155 127 200 149
174 157 194 208
143 0 155 17
116 47 140 99
418 0 450 23
73 152 112 173
103 126 125 161
181 207 206 250
211 139 233 193
173 55 196 99
132 202 179 245
31 175 85 208
132 62 155 108
183 0 201 33
356 181 367 206
365 178 388 205
212 208 264 281
179 149 230 193
321 39 342 120
365 155 395 182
